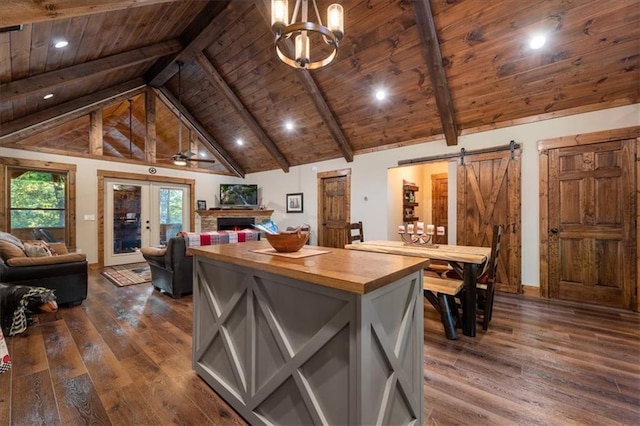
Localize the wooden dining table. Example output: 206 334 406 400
344 240 491 337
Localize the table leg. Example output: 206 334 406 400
462 263 478 337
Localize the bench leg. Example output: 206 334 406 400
423 289 440 311
438 293 458 340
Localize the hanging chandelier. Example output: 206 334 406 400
271 0 344 70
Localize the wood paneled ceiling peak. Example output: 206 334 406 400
1 0 638 175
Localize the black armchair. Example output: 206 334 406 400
141 236 193 298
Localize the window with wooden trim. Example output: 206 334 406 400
1 157 77 249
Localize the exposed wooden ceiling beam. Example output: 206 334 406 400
0 40 180 102
1 0 180 27
0 78 146 144
195 52 291 173
414 0 459 146
146 1 233 87
154 87 245 178
256 0 353 163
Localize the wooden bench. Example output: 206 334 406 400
423 275 464 340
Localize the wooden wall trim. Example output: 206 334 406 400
96 169 195 267
539 149 550 298
537 126 640 151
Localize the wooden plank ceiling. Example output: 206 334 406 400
0 0 638 176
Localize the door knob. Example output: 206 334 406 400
550 228 559 234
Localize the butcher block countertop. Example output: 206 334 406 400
188 240 429 295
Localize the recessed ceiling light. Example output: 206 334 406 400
285 121 294 131
529 35 546 50
43 93 54 99
236 139 243 145
375 89 386 101
54 40 68 48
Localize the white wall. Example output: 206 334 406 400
250 104 640 287
2 103 638 285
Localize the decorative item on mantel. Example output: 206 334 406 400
398 222 445 247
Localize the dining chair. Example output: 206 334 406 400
38 228 59 243
347 221 364 243
443 224 503 331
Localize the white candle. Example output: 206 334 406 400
426 224 435 235
398 225 406 233
416 222 424 234
407 224 415 233
437 226 445 236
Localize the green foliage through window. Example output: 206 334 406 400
10 171 66 228
159 188 183 225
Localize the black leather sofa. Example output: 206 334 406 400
141 236 193 298
0 233 88 306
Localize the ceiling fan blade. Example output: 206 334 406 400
190 159 216 163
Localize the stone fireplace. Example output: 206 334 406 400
196 209 274 232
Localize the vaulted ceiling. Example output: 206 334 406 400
1 0 638 177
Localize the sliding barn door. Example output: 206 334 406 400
540 129 637 310
456 149 521 293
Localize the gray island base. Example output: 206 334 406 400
190 241 427 425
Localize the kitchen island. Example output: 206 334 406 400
189 240 428 426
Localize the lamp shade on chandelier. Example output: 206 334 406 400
271 0 344 70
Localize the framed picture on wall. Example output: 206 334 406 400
286 193 303 213
197 200 207 210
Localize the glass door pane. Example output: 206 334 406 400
105 180 149 266
158 187 185 245
113 184 142 254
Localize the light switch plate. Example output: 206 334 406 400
84 214 96 221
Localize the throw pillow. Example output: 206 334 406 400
23 241 54 257
0 241 26 261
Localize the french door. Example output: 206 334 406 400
104 179 190 266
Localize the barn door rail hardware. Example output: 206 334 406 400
397 141 521 167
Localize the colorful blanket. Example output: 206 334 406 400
180 230 261 255
0 328 10 374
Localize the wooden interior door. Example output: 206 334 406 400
317 169 351 248
456 149 521 293
544 137 636 309
431 173 448 241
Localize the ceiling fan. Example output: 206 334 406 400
169 61 216 167
171 150 217 166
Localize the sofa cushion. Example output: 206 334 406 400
48 242 68 255
0 240 26 261
6 252 86 267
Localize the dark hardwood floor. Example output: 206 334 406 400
1 270 638 425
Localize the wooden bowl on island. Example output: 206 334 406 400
265 231 309 253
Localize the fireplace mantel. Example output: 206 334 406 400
196 209 274 232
